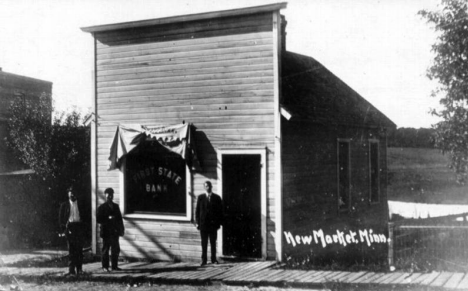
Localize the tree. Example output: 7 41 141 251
4 93 91 246
6 93 90 189
420 0 468 183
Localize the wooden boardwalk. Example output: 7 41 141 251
1 261 468 290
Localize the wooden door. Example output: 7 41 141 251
222 154 262 258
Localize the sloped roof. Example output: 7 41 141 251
281 51 395 128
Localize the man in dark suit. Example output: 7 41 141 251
97 188 124 272
195 181 223 266
59 186 84 276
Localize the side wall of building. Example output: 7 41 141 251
94 12 278 261
281 121 389 264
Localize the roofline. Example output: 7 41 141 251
81 2 287 33
0 70 53 85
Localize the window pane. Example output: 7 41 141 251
125 147 186 216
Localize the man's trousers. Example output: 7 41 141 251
200 230 217 263
66 222 84 274
101 235 120 269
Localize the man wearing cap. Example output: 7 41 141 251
97 188 125 272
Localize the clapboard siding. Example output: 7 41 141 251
97 43 273 68
98 103 275 115
96 24 273 48
94 11 277 261
97 83 274 99
97 37 273 60
98 70 274 90
93 117 276 130
98 66 274 85
98 90 273 104
97 50 273 73
95 13 271 43
96 31 270 55
97 57 273 79
97 111 273 124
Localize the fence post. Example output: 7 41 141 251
388 222 395 269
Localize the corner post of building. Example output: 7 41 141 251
91 34 98 255
273 10 283 262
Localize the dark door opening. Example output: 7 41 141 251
222 154 261 258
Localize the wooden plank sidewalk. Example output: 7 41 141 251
1 261 468 289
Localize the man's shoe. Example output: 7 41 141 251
63 272 76 277
212 260 219 264
112 267 122 271
102 268 111 273
200 261 207 266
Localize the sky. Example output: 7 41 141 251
0 0 443 128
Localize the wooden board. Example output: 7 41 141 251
337 271 367 283
351 272 381 284
455 274 468 290
443 273 465 289
294 270 326 283
419 272 441 285
429 272 456 287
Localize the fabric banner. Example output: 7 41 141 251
108 123 201 171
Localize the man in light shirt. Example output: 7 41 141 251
59 186 84 276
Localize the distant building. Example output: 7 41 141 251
0 68 52 175
0 68 52 237
82 3 396 264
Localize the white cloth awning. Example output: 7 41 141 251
108 123 201 171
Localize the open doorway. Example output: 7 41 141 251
221 154 262 258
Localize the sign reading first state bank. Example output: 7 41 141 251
125 153 186 216
132 165 183 193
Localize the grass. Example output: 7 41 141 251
387 147 468 204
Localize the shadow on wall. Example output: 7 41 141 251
194 130 216 180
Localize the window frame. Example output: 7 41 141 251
119 157 193 221
368 139 380 204
337 138 351 213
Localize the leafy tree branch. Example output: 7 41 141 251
420 0 468 184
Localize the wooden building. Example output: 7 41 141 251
82 3 395 264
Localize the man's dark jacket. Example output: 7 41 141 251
196 193 223 232
96 202 124 238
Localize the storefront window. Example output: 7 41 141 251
125 143 187 216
